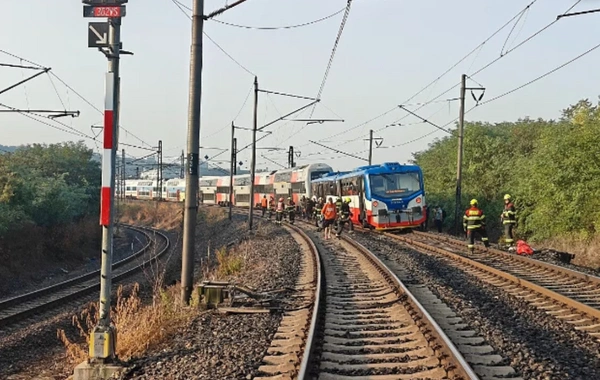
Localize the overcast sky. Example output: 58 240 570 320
1 0 599 172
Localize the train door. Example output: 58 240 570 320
357 177 368 227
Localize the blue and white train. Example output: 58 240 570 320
311 162 427 230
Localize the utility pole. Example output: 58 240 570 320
180 150 185 179
156 140 163 201
288 146 295 168
248 76 258 231
233 139 237 175
229 121 235 220
136 166 139 179
122 148 125 200
368 129 373 165
454 74 467 235
181 0 204 305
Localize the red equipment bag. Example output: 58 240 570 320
516 240 534 256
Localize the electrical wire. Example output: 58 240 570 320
280 0 352 144
170 0 256 76
210 7 346 30
200 81 254 140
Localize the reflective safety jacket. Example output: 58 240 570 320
276 201 285 212
314 201 324 215
340 202 352 217
502 202 516 224
261 198 268 208
286 201 296 211
335 198 343 212
463 206 486 230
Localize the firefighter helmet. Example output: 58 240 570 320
345 197 351 203
279 197 284 202
504 194 511 200
470 199 478 206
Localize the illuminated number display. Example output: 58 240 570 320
94 6 122 17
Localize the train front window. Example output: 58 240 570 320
369 172 421 198
311 171 330 181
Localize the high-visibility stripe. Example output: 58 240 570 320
100 72 115 226
105 73 114 111
100 187 111 225
103 111 114 149
102 150 111 188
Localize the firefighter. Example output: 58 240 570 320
463 199 490 253
260 195 268 218
286 197 296 223
314 197 325 230
501 194 516 247
306 196 315 220
300 195 307 219
336 197 354 237
275 197 285 224
335 196 343 213
268 195 276 220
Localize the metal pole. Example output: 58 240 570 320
158 140 163 200
229 122 235 220
248 76 258 230
180 150 185 179
454 74 467 235
233 138 237 175
181 0 204 305
122 149 125 200
368 129 373 165
94 15 120 360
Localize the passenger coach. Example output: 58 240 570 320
311 162 427 230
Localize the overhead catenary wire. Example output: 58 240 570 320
210 7 346 30
170 0 256 76
279 0 353 145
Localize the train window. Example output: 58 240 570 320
369 172 421 198
291 182 306 193
341 177 360 196
217 186 230 194
275 172 292 183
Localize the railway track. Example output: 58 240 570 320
254 218 478 380
381 230 600 340
0 225 170 329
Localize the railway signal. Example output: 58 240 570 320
74 0 128 377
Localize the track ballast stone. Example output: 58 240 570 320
119 218 303 380
355 232 600 380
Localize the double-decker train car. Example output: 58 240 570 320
311 162 427 230
123 179 166 200
165 178 186 202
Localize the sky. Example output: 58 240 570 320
1 0 600 172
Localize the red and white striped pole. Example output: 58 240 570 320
92 16 121 361
100 72 115 227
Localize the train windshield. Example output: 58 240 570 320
369 172 421 198
311 171 330 181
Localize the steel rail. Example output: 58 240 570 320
286 224 322 380
0 224 151 311
0 226 170 328
388 231 600 322
340 234 479 380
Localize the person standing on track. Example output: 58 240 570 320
463 199 490 254
306 196 315 220
268 195 276 220
261 195 268 217
276 197 285 225
321 197 337 239
500 194 517 248
434 206 443 233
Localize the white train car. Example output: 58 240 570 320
165 178 186 202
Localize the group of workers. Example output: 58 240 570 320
432 194 516 253
461 194 516 254
260 194 353 239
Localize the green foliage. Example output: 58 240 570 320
414 98 600 242
0 141 101 235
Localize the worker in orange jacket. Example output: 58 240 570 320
321 197 337 239
260 195 268 217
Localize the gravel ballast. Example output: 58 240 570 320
118 210 303 380
355 232 600 380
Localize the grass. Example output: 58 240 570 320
119 201 182 230
58 283 201 365
541 235 600 269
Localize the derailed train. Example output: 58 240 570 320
122 162 427 230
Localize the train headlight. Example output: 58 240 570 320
416 197 422 204
372 201 379 207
